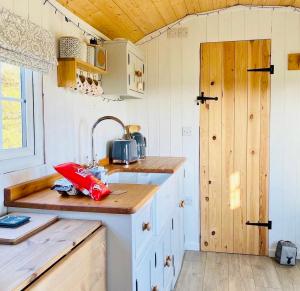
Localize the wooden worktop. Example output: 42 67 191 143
104 156 186 174
0 219 101 291
5 183 159 214
4 156 185 214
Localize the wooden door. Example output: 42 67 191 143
200 40 271 255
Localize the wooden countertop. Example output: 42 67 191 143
104 156 186 174
5 183 159 214
0 219 101 291
4 156 185 215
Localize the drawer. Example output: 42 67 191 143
155 176 177 235
134 200 154 260
27 227 106 291
162 222 173 289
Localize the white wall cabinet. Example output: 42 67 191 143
102 40 145 99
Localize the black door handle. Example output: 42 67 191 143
246 220 272 230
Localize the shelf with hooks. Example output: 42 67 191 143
57 58 107 88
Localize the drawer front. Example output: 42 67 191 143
162 223 173 289
134 200 154 260
151 239 164 291
156 176 177 235
27 227 106 291
135 252 151 291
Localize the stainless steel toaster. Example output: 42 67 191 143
110 139 138 165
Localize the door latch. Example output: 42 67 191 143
196 92 218 105
247 65 274 74
246 220 272 230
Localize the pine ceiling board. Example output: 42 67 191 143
59 0 97 15
110 0 156 34
57 0 117 37
130 0 167 30
279 0 296 5
251 0 268 5
88 0 144 40
169 0 188 18
197 0 215 12
226 0 239 7
57 0 122 38
88 11 128 39
184 0 199 13
57 0 300 42
238 0 252 4
213 0 229 9
151 0 178 24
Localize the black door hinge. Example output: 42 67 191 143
246 220 272 230
196 92 218 105
247 65 274 74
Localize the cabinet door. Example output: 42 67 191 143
128 51 144 94
171 209 184 283
136 253 151 291
27 228 106 291
162 223 173 290
151 240 164 291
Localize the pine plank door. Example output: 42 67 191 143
200 40 271 255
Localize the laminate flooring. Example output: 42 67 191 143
175 251 300 291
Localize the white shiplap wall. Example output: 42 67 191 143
128 6 300 254
0 0 128 215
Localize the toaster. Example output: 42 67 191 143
110 139 138 165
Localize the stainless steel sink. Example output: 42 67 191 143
106 172 171 185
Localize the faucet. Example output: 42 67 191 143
90 116 129 166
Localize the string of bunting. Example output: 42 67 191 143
137 4 300 46
42 0 105 42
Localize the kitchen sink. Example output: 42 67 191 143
107 172 171 185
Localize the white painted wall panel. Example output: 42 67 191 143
134 7 300 254
0 0 127 215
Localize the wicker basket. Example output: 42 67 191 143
59 36 85 60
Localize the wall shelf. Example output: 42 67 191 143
57 58 107 88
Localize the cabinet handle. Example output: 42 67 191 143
142 222 151 231
152 286 159 291
164 255 172 267
179 200 185 208
135 70 142 77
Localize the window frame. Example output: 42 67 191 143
0 69 44 174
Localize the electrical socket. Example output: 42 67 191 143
182 127 192 136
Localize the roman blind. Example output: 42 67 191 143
0 6 56 73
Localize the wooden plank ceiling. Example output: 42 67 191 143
57 0 300 42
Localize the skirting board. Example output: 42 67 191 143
184 241 200 251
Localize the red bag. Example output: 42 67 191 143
54 162 111 201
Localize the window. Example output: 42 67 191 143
0 62 44 173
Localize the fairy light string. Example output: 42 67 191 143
137 4 300 46
42 0 105 42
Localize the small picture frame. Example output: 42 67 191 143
95 46 107 71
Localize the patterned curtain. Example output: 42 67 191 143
0 7 56 73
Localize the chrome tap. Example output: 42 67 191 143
90 116 129 166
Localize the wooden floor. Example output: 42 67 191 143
175 251 300 291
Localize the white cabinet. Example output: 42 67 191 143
102 40 145 99
135 168 185 291
10 167 185 291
